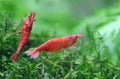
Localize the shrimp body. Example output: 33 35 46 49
10 12 35 62
25 34 83 59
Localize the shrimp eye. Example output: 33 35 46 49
75 36 78 38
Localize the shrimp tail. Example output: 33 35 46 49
25 49 39 59
10 53 18 62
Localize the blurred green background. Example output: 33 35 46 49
0 0 119 35
0 0 120 79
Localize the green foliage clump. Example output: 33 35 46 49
0 12 18 78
